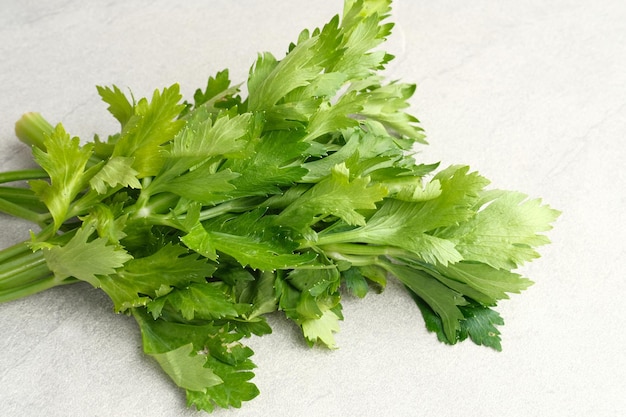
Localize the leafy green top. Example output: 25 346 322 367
0 0 559 413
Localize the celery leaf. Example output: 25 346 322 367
147 282 241 321
98 243 215 311
39 223 132 287
277 163 388 232
29 124 95 230
111 85 186 177
89 156 141 194
383 261 466 343
443 191 561 269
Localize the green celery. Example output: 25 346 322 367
0 0 559 413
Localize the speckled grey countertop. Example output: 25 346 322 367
1 1 625 416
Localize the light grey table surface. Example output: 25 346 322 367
1 1 624 416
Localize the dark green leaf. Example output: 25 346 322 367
458 302 505 351
342 267 369 298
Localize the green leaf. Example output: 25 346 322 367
357 81 426 142
147 282 241 321
191 69 242 113
145 110 263 204
133 309 259 412
317 165 489 265
98 243 215 311
413 297 505 351
111 84 186 177
89 156 141 194
277 163 387 232
187 356 259 412
301 307 342 349
134 308 219 353
458 302 505 351
302 91 363 141
302 124 429 183
275 273 343 348
442 190 561 269
86 203 129 244
224 129 309 197
204 327 256 367
358 264 388 290
436 261 533 302
247 39 322 113
246 270 279 320
181 222 219 261
342 267 369 298
158 109 253 181
301 130 363 182
222 319 273 339
97 84 134 127
29 124 96 230
38 222 132 287
183 225 317 271
417 165 491 230
276 262 346 349
383 261 466 344
287 264 341 297
275 274 302 318
151 343 223 391
407 261 497 306
342 0 392 35
411 294 449 345
182 211 317 271
153 168 241 205
337 1 393 79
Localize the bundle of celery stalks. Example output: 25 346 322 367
0 0 558 412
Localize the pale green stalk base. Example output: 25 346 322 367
0 240 78 303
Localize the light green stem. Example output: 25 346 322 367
14 112 54 151
0 237 78 303
0 197 49 224
0 169 48 184
0 276 78 303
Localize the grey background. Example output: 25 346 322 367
1 1 624 416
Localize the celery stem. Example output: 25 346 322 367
198 197 263 221
0 169 48 184
313 228 364 247
317 242 405 257
0 239 81 303
0 249 46 279
0 276 78 303
0 240 31 264
14 112 54 151
0 186 45 209
0 263 52 291
0 197 48 224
